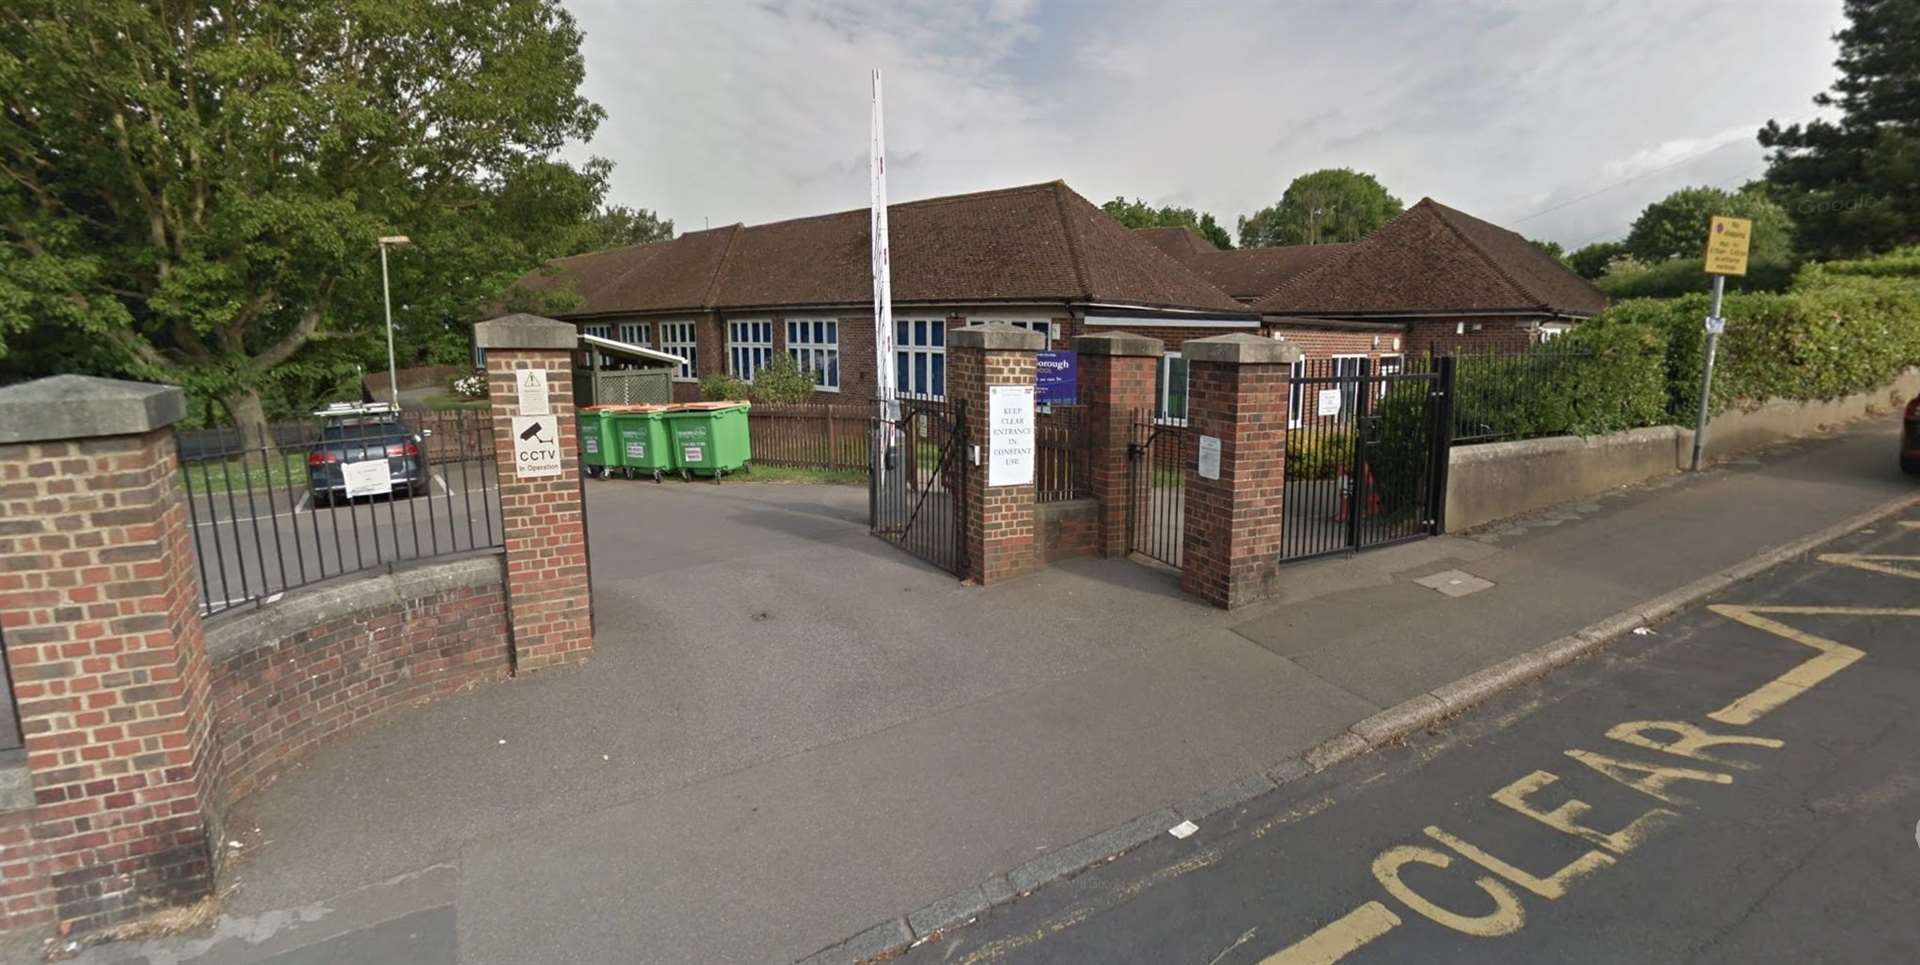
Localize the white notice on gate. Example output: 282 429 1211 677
516 368 551 417
1317 388 1343 417
512 415 563 478
987 384 1035 487
1197 435 1221 481
341 459 392 499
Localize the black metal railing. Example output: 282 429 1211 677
1127 410 1188 568
178 410 503 616
869 393 968 577
1036 404 1093 503
1441 348 1598 445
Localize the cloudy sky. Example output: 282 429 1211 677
562 0 1846 250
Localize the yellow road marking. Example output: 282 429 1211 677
1605 720 1783 769
1817 553 1920 580
1564 749 1730 806
1899 521 1919 531
1491 770 1676 854
1257 902 1402 965
1704 605 1916 725
1372 845 1526 937
1423 825 1613 899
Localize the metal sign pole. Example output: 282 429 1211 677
1689 273 1727 471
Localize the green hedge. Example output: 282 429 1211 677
1585 253 1920 419
1596 256 1797 300
1450 323 1668 442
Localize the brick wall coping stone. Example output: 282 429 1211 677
474 313 579 350
948 323 1046 352
1069 332 1164 357
202 551 505 663
1181 333 1304 366
0 374 185 444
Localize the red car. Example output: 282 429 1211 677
1906 391 1920 476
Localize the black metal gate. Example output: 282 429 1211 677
1279 356 1455 562
870 395 969 576
1127 411 1189 567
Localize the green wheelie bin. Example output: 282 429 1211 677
576 406 621 479
608 405 673 482
662 402 751 480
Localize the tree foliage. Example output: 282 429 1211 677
1624 185 1795 263
1567 240 1629 279
1237 169 1404 248
1759 0 1920 257
1529 238 1567 262
0 0 609 444
1100 197 1232 249
564 205 674 256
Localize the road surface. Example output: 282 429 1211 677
904 511 1920 964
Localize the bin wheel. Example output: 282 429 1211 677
680 469 690 481
624 467 635 480
653 470 663 483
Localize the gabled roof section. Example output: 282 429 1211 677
1131 227 1352 302
513 181 1250 318
1250 199 1608 317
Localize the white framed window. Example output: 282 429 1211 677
661 321 698 381
1003 319 1053 345
786 318 839 391
617 322 651 346
582 323 612 339
728 320 774 381
1288 358 1307 428
1375 354 1403 400
896 318 946 398
1332 354 1366 420
1154 352 1189 424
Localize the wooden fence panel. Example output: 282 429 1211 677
748 404 872 470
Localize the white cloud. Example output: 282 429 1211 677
563 0 1848 248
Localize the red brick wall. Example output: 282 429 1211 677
1268 326 1407 362
1180 357 1292 608
950 346 1041 584
485 349 593 671
1402 317 1541 357
205 560 510 802
1036 498 1098 562
1076 348 1161 557
0 430 218 934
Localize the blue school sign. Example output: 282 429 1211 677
1035 351 1078 405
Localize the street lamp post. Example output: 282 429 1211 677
378 235 411 408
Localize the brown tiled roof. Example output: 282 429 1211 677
1131 227 1351 302
513 181 1249 317
1249 199 1608 317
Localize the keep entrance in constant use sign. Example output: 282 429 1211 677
987 384 1035 487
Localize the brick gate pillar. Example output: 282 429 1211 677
474 314 594 671
948 324 1046 585
1071 332 1163 557
1179 335 1302 609
0 376 217 936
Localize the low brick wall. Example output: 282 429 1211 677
1037 498 1099 563
1445 369 1920 532
203 553 511 801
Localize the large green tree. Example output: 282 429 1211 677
1567 240 1629 279
1759 0 1920 258
1237 169 1403 248
1624 185 1795 264
0 0 609 445
566 205 675 255
1100 196 1232 249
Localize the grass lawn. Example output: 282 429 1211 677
182 452 307 496
425 393 490 411
736 465 867 484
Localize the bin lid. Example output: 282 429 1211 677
665 401 751 412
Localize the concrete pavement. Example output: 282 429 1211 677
39 418 1917 964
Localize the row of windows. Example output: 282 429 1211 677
578 318 1052 396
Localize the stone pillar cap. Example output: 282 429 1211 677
1070 332 1164 357
474 313 579 351
0 375 186 444
1182 333 1303 365
948 323 1046 352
